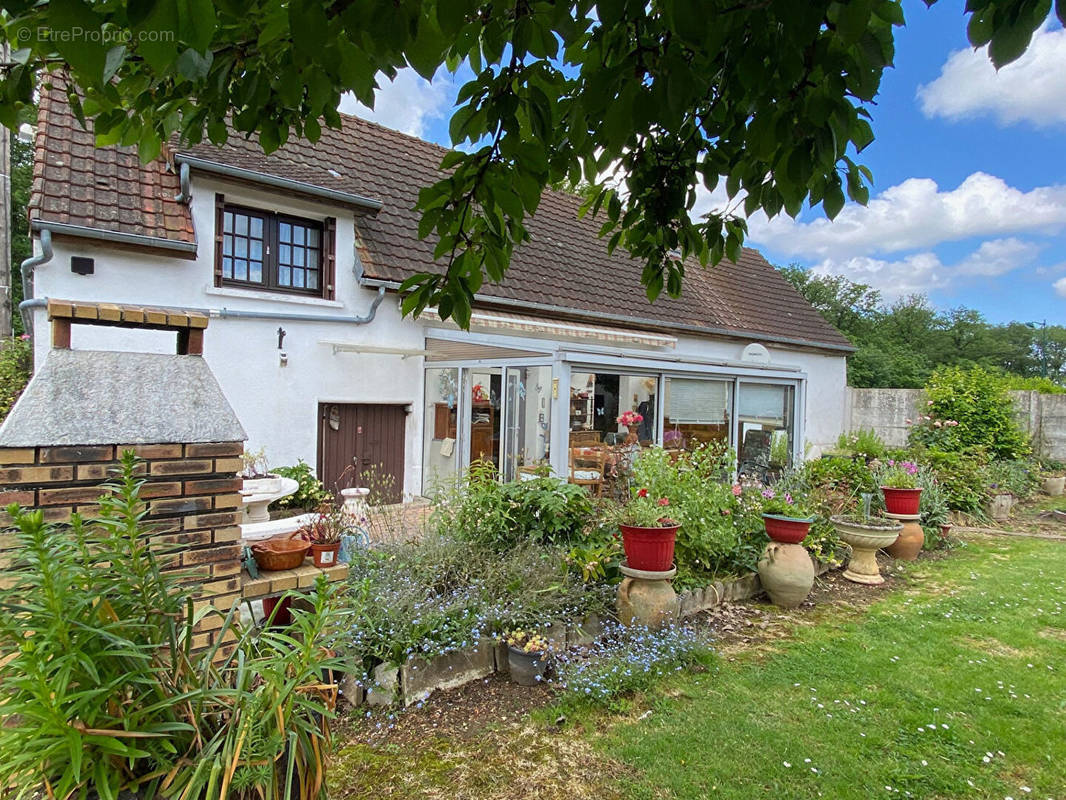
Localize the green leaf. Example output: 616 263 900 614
176 0 217 52
836 0 874 44
823 181 846 220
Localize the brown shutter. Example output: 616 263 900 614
324 216 337 300
213 194 226 287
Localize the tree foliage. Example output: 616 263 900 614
0 0 1057 326
779 265 1066 389
8 133 31 335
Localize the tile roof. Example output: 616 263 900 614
33 86 852 351
30 82 195 246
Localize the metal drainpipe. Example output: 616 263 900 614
19 229 53 335
19 285 387 327
174 162 192 204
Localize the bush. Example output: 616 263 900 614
630 444 764 586
271 459 331 510
0 335 31 422
343 532 612 673
924 447 991 517
430 461 594 550
552 621 714 709
0 454 344 800
985 459 1039 499
835 428 887 461
910 366 1030 460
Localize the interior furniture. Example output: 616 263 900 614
569 445 607 497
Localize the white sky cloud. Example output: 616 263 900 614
917 23 1066 128
747 172 1066 261
808 238 1040 299
338 68 456 138
1055 276 1066 298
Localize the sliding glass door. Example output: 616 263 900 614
501 366 553 481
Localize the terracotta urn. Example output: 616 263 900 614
757 542 815 608
832 515 903 585
883 513 924 560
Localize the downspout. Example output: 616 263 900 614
19 228 53 334
174 161 192 205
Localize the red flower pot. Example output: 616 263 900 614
882 487 923 516
619 524 679 572
310 542 341 567
762 514 816 544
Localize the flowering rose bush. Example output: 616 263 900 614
617 410 644 427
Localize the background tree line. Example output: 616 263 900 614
779 265 1065 390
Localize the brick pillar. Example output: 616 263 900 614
0 300 247 653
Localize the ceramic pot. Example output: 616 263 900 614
508 646 546 686
884 518 924 560
1043 476 1065 496
617 576 678 628
881 486 923 515
940 523 952 537
310 541 341 567
620 524 679 572
757 542 815 608
761 513 816 544
832 516 903 585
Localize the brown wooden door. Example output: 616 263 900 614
318 403 406 502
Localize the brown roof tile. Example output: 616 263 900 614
30 83 195 246
33 87 851 350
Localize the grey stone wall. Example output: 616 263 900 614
846 388 1066 460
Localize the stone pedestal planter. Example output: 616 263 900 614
833 516 903 585
1043 476 1065 496
883 512 924 561
757 542 814 608
988 493 1014 522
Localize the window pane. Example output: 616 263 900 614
235 214 248 236
223 212 233 233
249 261 263 283
279 266 291 285
307 271 319 289
235 259 248 281
279 244 290 264
250 217 263 237
307 228 320 247
279 222 291 243
293 247 304 267
250 240 262 261
223 237 232 256
235 238 247 258
663 377 732 451
222 256 233 277
737 383 795 473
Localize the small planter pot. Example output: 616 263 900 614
310 542 341 567
508 646 547 686
940 523 952 537
881 486 923 516
619 524 679 572
1042 476 1065 497
761 513 816 544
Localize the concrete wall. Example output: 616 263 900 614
846 387 1066 460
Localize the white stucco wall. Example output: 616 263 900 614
27 172 849 496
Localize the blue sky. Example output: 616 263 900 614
343 1 1066 325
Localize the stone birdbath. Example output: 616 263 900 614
240 476 300 523
832 515 903 585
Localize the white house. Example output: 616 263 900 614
22 86 854 500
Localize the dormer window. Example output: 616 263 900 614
214 194 336 299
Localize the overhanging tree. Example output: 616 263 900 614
0 0 1057 326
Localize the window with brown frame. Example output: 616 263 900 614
214 195 336 299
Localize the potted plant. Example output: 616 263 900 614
760 491 816 544
505 629 551 686
614 487 680 572
617 410 644 443
299 503 344 567
879 460 922 515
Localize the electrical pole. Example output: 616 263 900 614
0 40 11 336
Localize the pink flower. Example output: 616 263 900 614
18 334 29 341
905 418 913 425
721 509 732 516
927 400 934 406
731 484 742 496
933 420 942 428
658 497 670 506
636 488 648 498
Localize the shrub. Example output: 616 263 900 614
552 620 714 709
0 453 344 800
0 335 31 422
924 447 991 517
835 428 887 461
985 459 1039 499
431 461 594 550
910 366 1030 460
630 444 764 586
271 459 331 510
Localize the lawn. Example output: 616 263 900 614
597 537 1066 800
330 536 1066 800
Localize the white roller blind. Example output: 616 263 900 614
738 383 788 424
667 379 730 424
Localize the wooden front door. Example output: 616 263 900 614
317 403 406 502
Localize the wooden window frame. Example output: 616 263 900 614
214 194 336 299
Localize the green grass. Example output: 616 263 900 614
592 537 1066 799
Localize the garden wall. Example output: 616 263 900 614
845 388 1066 460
